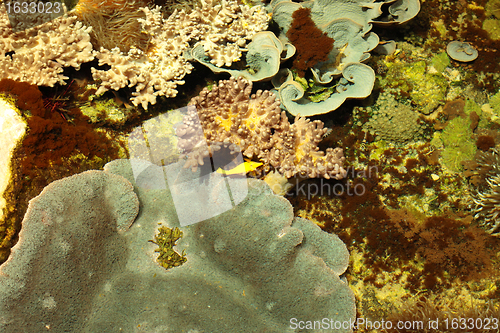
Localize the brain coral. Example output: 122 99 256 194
362 92 424 143
0 159 355 332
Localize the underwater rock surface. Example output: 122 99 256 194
0 159 355 332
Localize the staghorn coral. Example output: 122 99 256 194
176 77 347 180
0 7 94 87
91 0 269 109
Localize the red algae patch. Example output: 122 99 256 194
286 7 334 77
0 79 124 263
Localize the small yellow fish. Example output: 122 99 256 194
216 159 263 175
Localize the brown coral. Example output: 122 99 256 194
176 77 347 180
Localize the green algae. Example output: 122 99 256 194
292 70 337 103
464 99 482 116
430 52 450 73
80 98 129 124
439 117 477 172
483 19 500 40
486 0 500 18
484 0 500 39
384 60 448 115
149 226 187 270
490 90 500 115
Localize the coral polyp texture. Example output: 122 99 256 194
176 77 347 180
361 92 424 143
91 0 269 109
473 148 500 236
0 159 355 332
0 6 94 86
73 0 150 53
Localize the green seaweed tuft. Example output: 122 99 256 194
490 90 500 115
149 226 187 270
430 52 450 73
440 117 476 172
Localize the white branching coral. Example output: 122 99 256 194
0 6 94 86
91 0 269 109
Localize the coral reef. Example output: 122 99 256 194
0 7 94 86
176 77 347 180
91 0 269 109
382 58 448 115
189 30 291 82
1 0 499 325
275 63 376 116
290 144 499 323
269 0 420 115
0 159 355 332
0 95 25 229
0 79 121 179
0 79 123 263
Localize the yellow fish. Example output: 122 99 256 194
216 159 263 175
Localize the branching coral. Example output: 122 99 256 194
176 77 347 180
91 0 269 109
0 7 94 87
